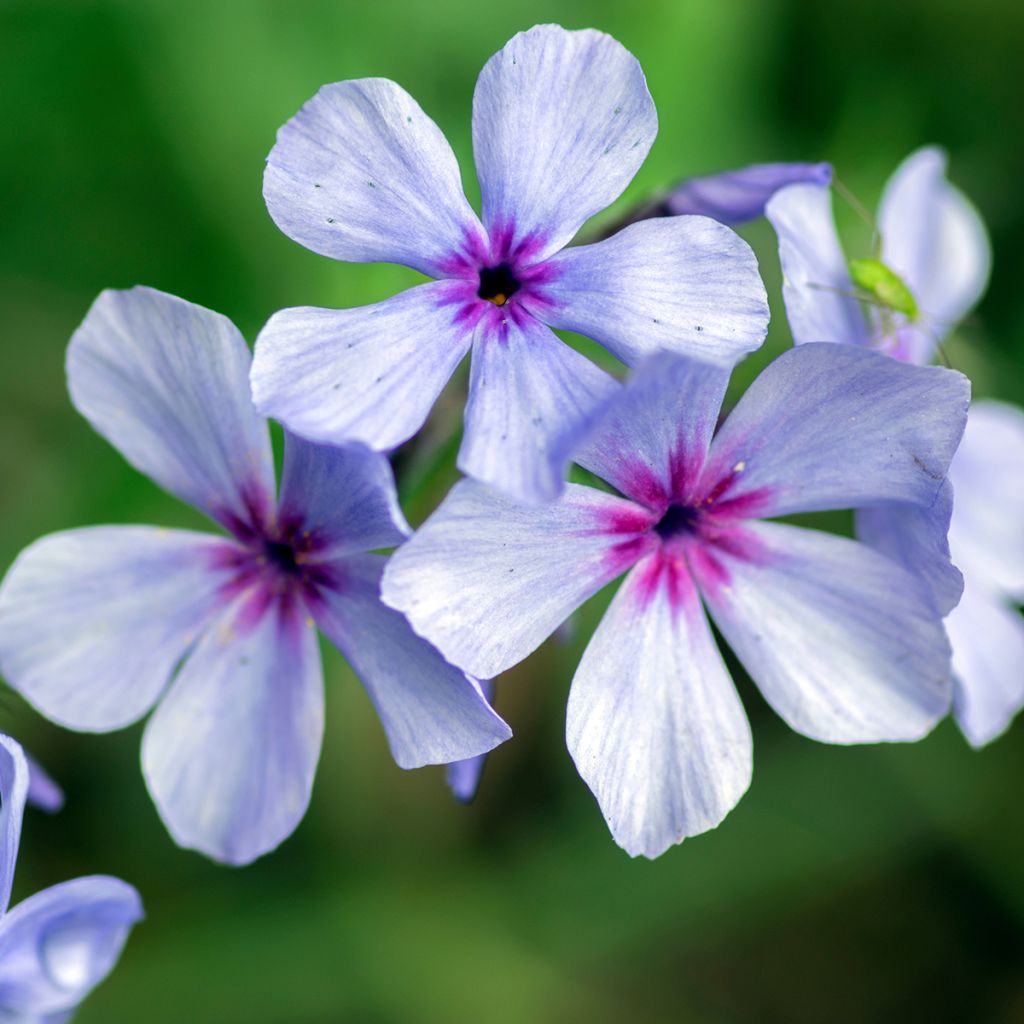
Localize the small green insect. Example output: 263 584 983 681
848 258 919 320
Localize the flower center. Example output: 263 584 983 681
263 539 299 575
477 263 520 306
654 504 699 540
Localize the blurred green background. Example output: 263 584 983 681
3 0 1024 1021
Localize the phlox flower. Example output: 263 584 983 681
253 24 769 505
0 734 141 1021
0 287 509 866
382 345 969 857
767 147 1024 744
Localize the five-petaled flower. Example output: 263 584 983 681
0 734 142 1020
0 286 509 867
252 24 769 505
382 345 969 857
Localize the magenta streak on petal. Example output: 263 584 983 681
630 551 700 622
212 479 275 544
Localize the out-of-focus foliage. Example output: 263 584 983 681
1 1 1023 1021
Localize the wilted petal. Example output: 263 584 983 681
24 755 63 815
472 25 656 262
382 480 653 680
313 555 510 769
142 597 324 866
264 78 484 276
704 343 969 516
446 680 496 803
765 183 869 347
698 522 952 743
0 735 29 917
252 283 472 453
567 556 752 859
540 217 768 367
0 527 235 732
67 288 275 534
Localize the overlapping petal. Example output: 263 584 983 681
472 25 657 261
264 78 484 276
0 736 28 917
24 755 63 815
0 527 235 732
567 556 752 858
313 555 510 769
142 596 324 866
540 217 769 367
697 522 952 743
445 679 496 803
67 287 275 533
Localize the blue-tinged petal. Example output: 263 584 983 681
68 288 275 534
703 343 969 517
0 876 141 1018
252 283 472 453
539 217 768 367
765 183 869 347
264 78 484 277
947 576 1024 747
697 522 952 743
313 555 510 769
567 555 752 859
879 146 991 342
662 161 832 224
382 480 653 680
446 679 496 803
459 315 617 504
0 527 236 733
0 736 29 917
25 755 63 815
947 400 1024 599
278 434 409 559
856 481 963 617
472 25 657 262
574 351 730 508
141 596 323 866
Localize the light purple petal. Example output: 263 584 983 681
278 434 409 559
765 182 869 347
67 287 275 534
252 283 471 452
0 736 29 917
539 217 769 367
445 679 495 803
947 576 1024 748
472 25 657 262
382 480 653 680
879 146 991 339
574 351 730 507
662 161 832 224
947 400 1024 599
0 876 142 1018
855 481 963 617
703 343 970 517
313 555 510 769
0 527 236 732
264 78 484 277
459 314 618 504
697 522 952 743
567 555 752 859
24 755 63 815
141 596 323 866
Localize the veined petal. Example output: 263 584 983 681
278 434 409 559
567 555 752 859
24 754 63 815
703 343 969 517
765 183 869 347
141 596 324 866
382 480 653 680
698 521 952 743
574 351 730 508
540 217 769 367
0 877 142 1018
879 146 991 340
472 25 657 262
0 736 29 917
313 555 510 769
252 283 471 452
0 527 235 732
67 288 274 534
445 679 496 803
264 78 483 276
459 314 617 504
947 400 1024 598
947 576 1024 747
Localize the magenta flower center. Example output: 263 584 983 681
477 263 520 307
653 503 700 540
